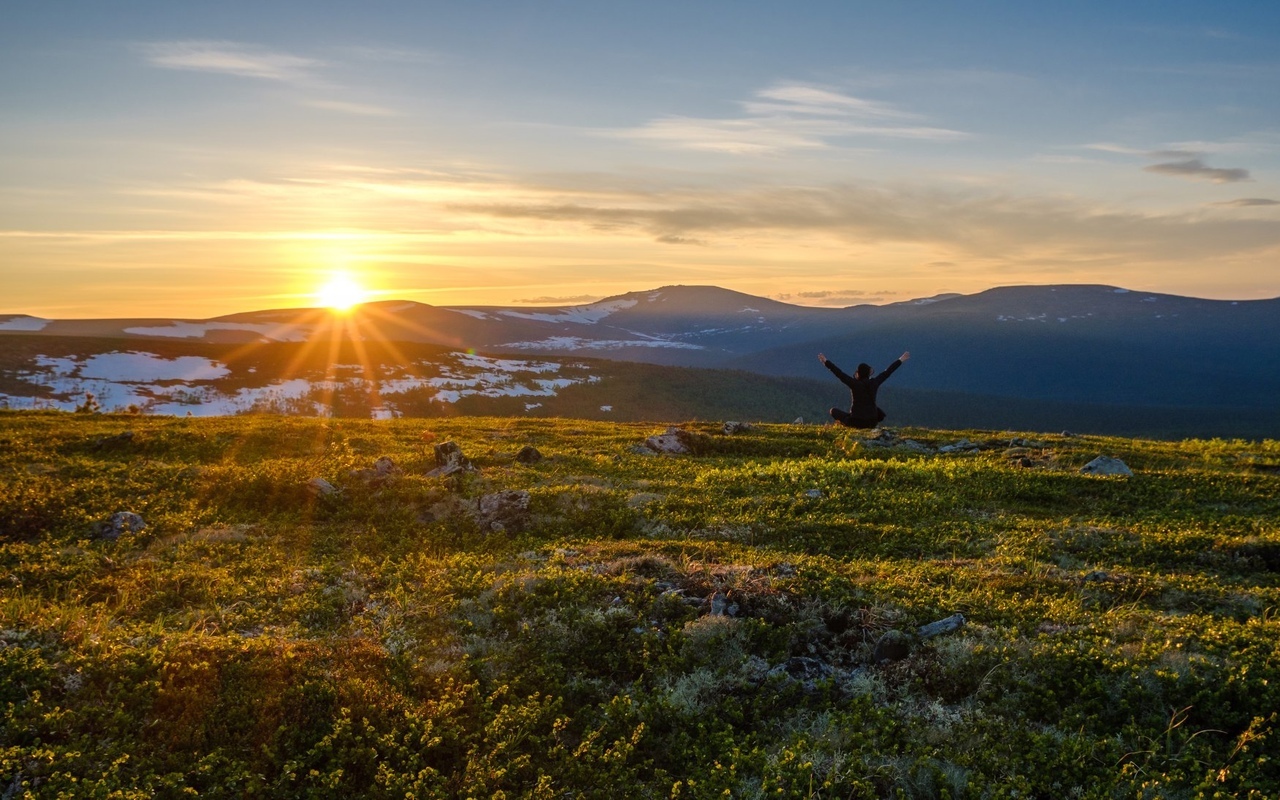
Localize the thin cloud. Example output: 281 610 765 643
1213 198 1280 207
607 81 966 154
774 289 893 306
511 294 603 305
303 99 399 117
1144 158 1251 183
139 41 319 82
450 181 1280 264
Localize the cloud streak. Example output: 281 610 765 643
1145 158 1251 183
1213 198 1280 206
448 180 1280 265
139 41 320 82
607 81 967 154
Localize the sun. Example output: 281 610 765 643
315 274 369 312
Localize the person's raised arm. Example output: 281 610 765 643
876 351 909 385
819 353 856 387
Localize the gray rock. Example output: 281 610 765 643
473 490 532 533
94 511 145 540
722 421 753 434
896 439 932 454
872 630 913 664
708 591 728 616
1080 456 1133 477
792 417 804 425
306 477 339 496
805 488 823 499
427 441 475 477
350 456 402 483
1061 430 1078 438
515 445 543 464
644 427 694 455
917 613 966 639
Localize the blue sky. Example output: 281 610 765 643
3 1 1278 316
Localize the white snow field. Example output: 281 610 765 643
0 351 594 417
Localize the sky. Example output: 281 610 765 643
2 0 1279 317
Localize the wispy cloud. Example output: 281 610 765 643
139 41 320 82
302 99 399 117
1213 198 1280 207
448 180 1280 264
1144 158 1250 183
773 289 894 306
511 294 603 304
607 81 967 154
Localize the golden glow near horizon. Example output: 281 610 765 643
2 5 1279 317
315 273 369 312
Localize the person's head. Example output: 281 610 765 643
855 363 872 380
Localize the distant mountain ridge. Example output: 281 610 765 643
3 283 1279 435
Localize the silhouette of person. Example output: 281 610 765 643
818 351 910 428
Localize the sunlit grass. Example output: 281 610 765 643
1 412 1277 796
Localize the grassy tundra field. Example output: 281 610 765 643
1 411 1278 798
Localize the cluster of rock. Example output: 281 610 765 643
302 440 542 535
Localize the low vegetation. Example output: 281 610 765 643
1 411 1278 798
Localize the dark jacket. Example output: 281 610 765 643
825 358 902 423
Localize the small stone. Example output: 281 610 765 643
1061 430 1077 438
94 511 145 540
515 445 544 464
306 477 339 496
473 490 532 534
1018 456 1034 468
709 592 728 616
872 630 913 664
805 488 823 499
373 456 400 476
644 427 693 455
722 421 753 434
793 417 804 425
427 441 474 477
916 613 966 639
897 439 932 454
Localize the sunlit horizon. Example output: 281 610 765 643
3 3 1279 319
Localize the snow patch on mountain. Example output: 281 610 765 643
123 321 312 341
0 316 50 332
448 309 494 320
500 336 703 351
38 352 230 382
498 298 638 325
0 349 595 417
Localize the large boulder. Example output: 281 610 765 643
1080 456 1133 476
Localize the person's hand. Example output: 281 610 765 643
899 351 910 362
818 353 828 364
